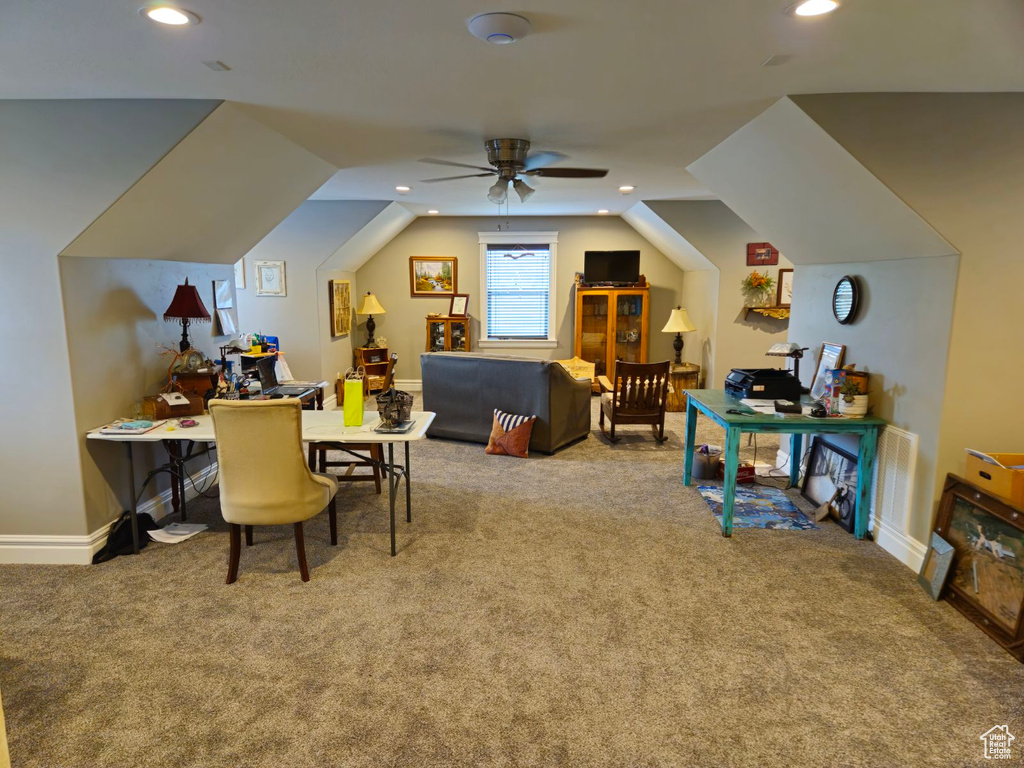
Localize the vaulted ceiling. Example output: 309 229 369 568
4 0 1023 214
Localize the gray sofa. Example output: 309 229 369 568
420 353 591 453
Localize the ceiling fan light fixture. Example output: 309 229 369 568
512 178 535 203
467 12 531 45
487 180 509 204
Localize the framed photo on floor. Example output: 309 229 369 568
801 436 857 532
934 474 1024 661
918 532 955 601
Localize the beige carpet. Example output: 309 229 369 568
1 401 1022 767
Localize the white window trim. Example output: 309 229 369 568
478 231 558 348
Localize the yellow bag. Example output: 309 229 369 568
342 366 365 426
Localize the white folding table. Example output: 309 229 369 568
87 410 436 557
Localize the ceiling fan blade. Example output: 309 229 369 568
419 157 495 172
420 173 496 183
523 151 567 171
526 168 609 178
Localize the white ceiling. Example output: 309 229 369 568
3 0 1023 215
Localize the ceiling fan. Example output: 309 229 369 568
419 139 608 204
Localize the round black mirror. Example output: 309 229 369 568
832 276 859 324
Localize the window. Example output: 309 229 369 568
478 231 558 347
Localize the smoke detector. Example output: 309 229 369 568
467 12 531 45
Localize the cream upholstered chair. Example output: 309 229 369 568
209 399 338 583
0 687 9 768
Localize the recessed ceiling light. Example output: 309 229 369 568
395 186 411 193
139 6 200 25
618 185 635 194
791 0 838 16
597 209 610 215
427 210 440 215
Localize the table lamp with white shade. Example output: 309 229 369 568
662 306 696 365
356 292 386 348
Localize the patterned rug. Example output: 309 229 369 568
698 485 819 530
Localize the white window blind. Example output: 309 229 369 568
484 244 551 340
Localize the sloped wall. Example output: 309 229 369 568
62 102 337 266
236 200 389 381
646 201 791 387
686 95 966 564
793 93 1024 540
0 99 216 547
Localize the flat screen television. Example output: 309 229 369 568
583 250 641 286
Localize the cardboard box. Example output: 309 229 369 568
965 452 1024 507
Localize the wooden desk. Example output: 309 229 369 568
683 389 884 539
88 410 436 557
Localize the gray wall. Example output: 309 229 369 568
787 257 959 544
236 201 388 381
60 258 233 532
794 93 1024 542
355 216 686 380
648 201 792 387
0 99 216 538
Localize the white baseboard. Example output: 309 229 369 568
394 379 422 390
0 461 219 566
0 523 116 566
871 517 928 572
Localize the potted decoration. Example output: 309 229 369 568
741 270 776 307
838 376 869 418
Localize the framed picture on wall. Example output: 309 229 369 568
809 342 845 401
746 242 779 266
410 257 457 297
449 294 469 317
234 257 246 290
328 279 351 337
255 260 286 297
776 268 794 308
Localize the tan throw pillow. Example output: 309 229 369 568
485 409 537 459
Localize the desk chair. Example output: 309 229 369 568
598 360 671 443
307 354 397 493
209 399 338 583
0 687 9 768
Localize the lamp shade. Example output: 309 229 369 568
163 278 211 322
356 292 386 315
662 307 696 334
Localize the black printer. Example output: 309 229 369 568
725 368 802 400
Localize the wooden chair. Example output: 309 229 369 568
209 399 338 583
307 354 397 492
598 360 671 443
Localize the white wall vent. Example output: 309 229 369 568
871 425 921 567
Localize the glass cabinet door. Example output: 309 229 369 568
449 320 468 351
580 294 609 377
614 293 645 365
427 320 446 352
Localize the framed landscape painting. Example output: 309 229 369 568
410 257 457 297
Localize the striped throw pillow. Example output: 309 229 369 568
485 409 537 458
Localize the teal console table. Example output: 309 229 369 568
683 389 885 538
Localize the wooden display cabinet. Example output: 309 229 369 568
425 316 471 353
353 346 390 395
574 286 650 391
